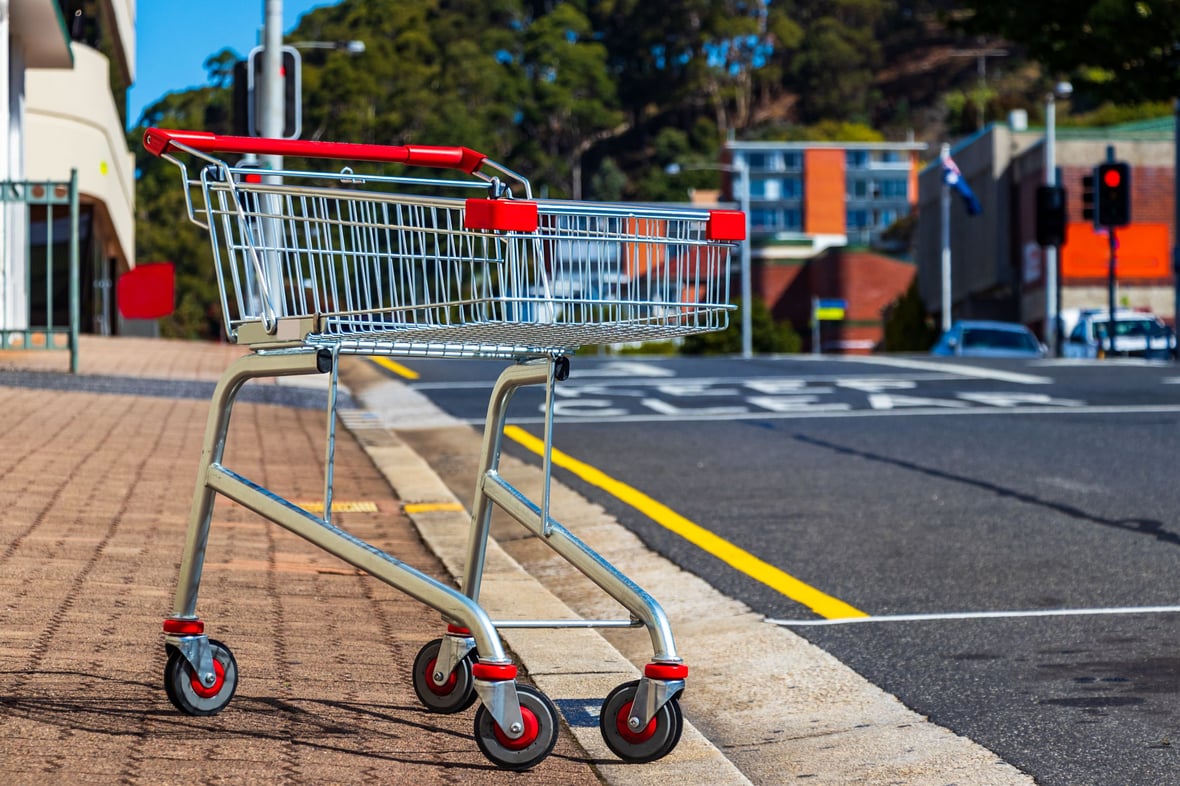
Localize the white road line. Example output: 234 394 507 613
474 402 1180 425
821 355 1052 385
767 605 1180 626
410 372 960 391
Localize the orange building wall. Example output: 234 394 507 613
1061 222 1170 280
803 149 846 235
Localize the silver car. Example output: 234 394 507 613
931 320 1047 358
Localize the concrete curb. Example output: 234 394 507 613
338 360 1035 785
344 417 754 786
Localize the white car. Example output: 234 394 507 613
1062 310 1175 359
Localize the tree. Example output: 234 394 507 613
957 0 1180 103
781 0 890 123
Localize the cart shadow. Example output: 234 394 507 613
0 669 599 770
793 433 1180 545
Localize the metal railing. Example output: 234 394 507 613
0 171 81 372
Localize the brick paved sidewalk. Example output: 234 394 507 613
0 337 600 785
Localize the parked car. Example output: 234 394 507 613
931 320 1047 358
1062 309 1176 359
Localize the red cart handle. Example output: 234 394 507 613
142 127 488 175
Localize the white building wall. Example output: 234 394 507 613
26 44 134 268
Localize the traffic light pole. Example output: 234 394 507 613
259 0 285 318
260 0 284 159
1107 227 1117 356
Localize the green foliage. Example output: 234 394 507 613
615 340 680 356
130 0 990 339
681 299 803 355
1061 101 1174 128
754 120 885 143
957 0 1180 104
881 278 938 352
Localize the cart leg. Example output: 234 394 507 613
171 348 329 619
461 358 551 602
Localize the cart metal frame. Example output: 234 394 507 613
144 127 742 769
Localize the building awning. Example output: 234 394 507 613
12 0 73 69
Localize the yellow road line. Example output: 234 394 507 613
504 425 867 620
404 502 466 514
293 500 379 513
369 356 420 380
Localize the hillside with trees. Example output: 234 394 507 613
133 0 1176 339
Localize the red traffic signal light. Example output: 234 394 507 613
1096 162 1130 227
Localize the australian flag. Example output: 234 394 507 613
942 154 982 216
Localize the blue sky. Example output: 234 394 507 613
128 0 344 128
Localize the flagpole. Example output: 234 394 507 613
940 143 952 332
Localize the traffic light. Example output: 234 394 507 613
240 46 302 138
1081 171 1097 225
1036 184 1066 247
1096 161 1130 227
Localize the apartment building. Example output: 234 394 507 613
1 0 135 341
723 139 927 351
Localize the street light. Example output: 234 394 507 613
293 40 366 54
1044 80 1073 356
666 160 752 359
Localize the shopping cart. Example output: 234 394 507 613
144 127 743 770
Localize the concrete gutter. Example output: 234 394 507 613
339 359 1034 785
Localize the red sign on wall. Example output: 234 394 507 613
117 262 175 319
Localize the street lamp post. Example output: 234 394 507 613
667 160 752 358
734 158 752 359
1043 81 1072 356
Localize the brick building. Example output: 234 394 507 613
916 118 1175 335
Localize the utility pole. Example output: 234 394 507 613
259 0 284 318
260 0 283 166
940 143 952 332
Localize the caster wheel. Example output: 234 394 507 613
412 638 477 714
600 679 683 763
473 684 559 771
164 638 238 716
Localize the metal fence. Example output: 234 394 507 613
0 171 81 372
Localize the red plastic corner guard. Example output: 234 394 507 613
707 209 746 241
644 662 689 680
464 199 539 232
163 617 204 636
471 661 518 681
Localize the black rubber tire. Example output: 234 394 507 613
411 638 477 714
473 684 559 771
163 638 238 716
599 679 683 763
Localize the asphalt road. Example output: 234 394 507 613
377 353 1180 786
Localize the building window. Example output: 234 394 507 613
847 150 869 169
748 178 784 199
782 208 802 231
751 208 776 231
743 152 768 170
781 177 802 198
880 178 908 198
846 209 869 228
782 152 802 170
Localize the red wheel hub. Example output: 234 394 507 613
615 700 657 744
492 706 539 751
424 657 458 696
188 657 225 699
